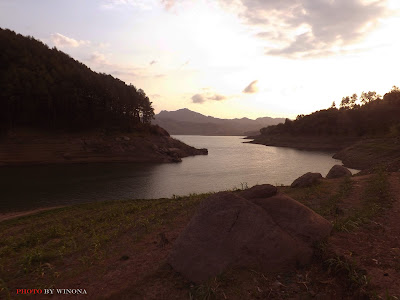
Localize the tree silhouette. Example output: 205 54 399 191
0 28 155 134
259 86 400 137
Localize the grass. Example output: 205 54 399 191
0 193 210 298
0 172 396 299
280 175 353 221
325 255 370 292
334 170 390 232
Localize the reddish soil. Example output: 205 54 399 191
16 172 400 299
329 172 400 298
33 213 193 300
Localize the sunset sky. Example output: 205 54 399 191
1 0 399 119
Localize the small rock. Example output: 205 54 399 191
122 136 130 141
326 165 351 179
291 172 322 188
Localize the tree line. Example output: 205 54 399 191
261 86 400 137
0 28 154 134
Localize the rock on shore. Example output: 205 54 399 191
326 165 352 179
291 172 323 188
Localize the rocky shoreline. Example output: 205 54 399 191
248 134 400 171
247 134 358 152
0 127 208 166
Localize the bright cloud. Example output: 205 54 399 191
221 0 390 58
243 80 259 94
191 93 227 104
161 0 176 10
100 0 157 10
87 52 108 65
51 33 89 48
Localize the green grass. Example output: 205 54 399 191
281 176 353 221
0 193 210 298
334 170 390 232
325 255 370 291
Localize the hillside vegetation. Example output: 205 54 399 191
0 29 208 165
0 28 154 134
260 87 400 137
251 87 400 169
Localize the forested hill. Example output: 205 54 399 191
258 87 400 137
0 28 154 134
250 87 400 169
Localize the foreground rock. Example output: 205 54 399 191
238 184 277 199
326 165 351 179
168 190 332 283
291 172 323 188
0 126 208 166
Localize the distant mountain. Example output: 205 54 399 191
153 108 286 136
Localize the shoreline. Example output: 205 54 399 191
0 129 208 167
247 134 400 171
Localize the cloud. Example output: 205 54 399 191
208 94 227 101
51 33 90 48
243 80 258 94
161 0 176 10
180 60 190 68
221 0 390 58
191 94 206 104
87 52 108 65
191 93 227 104
100 0 156 10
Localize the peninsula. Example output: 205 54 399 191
0 29 207 165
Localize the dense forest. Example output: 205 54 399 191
260 87 400 137
0 28 154 135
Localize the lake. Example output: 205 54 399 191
0 135 354 212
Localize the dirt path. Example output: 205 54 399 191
0 206 66 222
329 172 400 298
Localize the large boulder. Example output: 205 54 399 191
238 184 277 199
291 172 322 188
253 195 331 244
168 191 332 283
326 165 352 179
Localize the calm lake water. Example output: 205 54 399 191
0 135 354 212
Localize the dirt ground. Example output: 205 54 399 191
329 172 400 298
3 172 400 299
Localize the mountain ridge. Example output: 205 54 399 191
153 108 286 136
